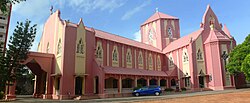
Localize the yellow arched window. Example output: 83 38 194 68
197 49 203 60
57 39 62 55
126 48 132 68
157 55 161 71
112 46 119 67
169 54 174 67
46 42 49 53
96 41 103 61
76 38 84 54
148 53 153 70
183 52 189 62
138 51 143 69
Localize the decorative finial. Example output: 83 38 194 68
156 8 159 12
50 6 53 15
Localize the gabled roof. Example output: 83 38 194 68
88 28 162 53
204 29 231 44
103 66 168 77
163 29 204 53
142 11 178 26
223 24 233 38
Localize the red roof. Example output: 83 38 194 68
223 24 233 38
163 29 204 53
103 66 168 77
91 28 162 53
204 29 231 44
142 12 178 25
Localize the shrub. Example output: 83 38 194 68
0 91 4 99
181 87 187 91
165 88 174 92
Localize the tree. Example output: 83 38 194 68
227 34 250 79
0 20 36 94
242 54 250 81
0 0 25 14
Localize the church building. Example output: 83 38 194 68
8 5 245 100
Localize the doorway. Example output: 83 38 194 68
94 76 99 94
75 77 83 95
199 76 204 88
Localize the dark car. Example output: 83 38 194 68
133 85 162 96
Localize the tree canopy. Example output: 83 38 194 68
0 0 25 14
0 20 36 93
227 34 250 80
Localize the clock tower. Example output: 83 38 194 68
140 11 180 50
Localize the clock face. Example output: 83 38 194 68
148 29 154 42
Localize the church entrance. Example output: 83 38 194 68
75 77 83 95
199 76 205 88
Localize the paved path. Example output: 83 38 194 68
10 88 250 103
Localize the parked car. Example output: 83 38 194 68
132 85 162 96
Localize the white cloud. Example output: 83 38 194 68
60 0 126 13
121 0 151 20
12 0 50 21
133 30 141 42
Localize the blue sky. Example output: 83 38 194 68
9 0 250 51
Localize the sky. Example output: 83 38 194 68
8 0 250 51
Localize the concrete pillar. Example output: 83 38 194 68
135 77 138 87
166 79 169 88
118 76 122 93
158 78 161 86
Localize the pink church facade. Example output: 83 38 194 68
8 5 246 99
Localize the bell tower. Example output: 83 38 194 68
140 10 180 50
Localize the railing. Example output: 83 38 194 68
121 88 133 93
104 88 118 94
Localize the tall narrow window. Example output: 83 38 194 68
77 38 84 54
197 49 203 60
112 46 119 67
57 39 61 55
138 51 143 68
148 54 153 70
46 42 49 53
126 49 132 68
157 55 161 70
183 52 189 62
168 27 173 38
169 57 174 66
95 41 103 59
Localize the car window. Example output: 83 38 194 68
141 87 148 90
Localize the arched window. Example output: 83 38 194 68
77 38 84 54
138 51 143 68
183 52 189 62
168 27 173 38
197 49 203 60
126 49 132 65
148 54 153 70
157 55 161 70
169 57 174 66
95 41 103 59
112 46 119 67
57 39 62 55
46 42 49 53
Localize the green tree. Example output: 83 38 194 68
0 20 36 94
227 34 250 79
0 0 25 14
